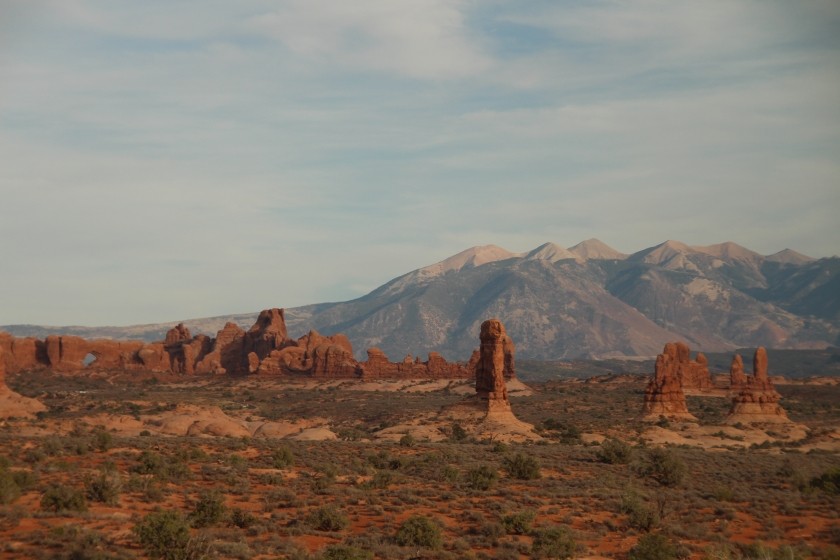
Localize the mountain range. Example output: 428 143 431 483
3 240 838 360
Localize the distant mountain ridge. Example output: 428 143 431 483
3 240 838 360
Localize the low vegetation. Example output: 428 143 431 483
1 368 838 558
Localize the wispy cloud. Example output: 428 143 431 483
0 1 838 324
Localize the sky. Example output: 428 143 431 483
1 0 839 326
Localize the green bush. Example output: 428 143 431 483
92 429 113 452
502 510 535 535
308 505 349 532
132 450 190 482
504 453 541 480
636 448 686 487
531 526 576 559
465 465 498 490
230 507 257 529
399 434 416 447
449 423 468 442
321 544 374 560
189 490 227 528
0 469 21 505
597 439 634 464
41 484 88 513
629 533 677 560
809 467 840 495
542 419 582 444
85 469 122 505
134 509 209 560
395 515 442 549
620 490 659 532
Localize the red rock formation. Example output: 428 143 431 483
475 319 510 401
438 318 539 442
195 322 246 374
164 323 191 345
726 347 789 424
642 343 697 421
663 341 712 390
357 347 471 379
0 333 45 372
729 354 747 387
310 342 359 378
0 344 46 418
42 335 146 372
0 307 473 380
245 308 289 360
754 347 769 382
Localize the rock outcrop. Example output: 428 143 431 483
438 319 540 442
726 347 789 424
358 348 471 379
729 354 748 388
0 307 474 381
642 342 698 421
661 341 712 390
0 345 46 419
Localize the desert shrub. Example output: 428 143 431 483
132 450 190 482
504 453 541 480
597 439 634 464
367 471 393 489
738 543 805 560
636 448 686 487
542 419 582 444
85 469 122 505
320 544 373 560
264 487 298 510
394 515 442 549
190 490 227 528
620 491 659 532
502 510 535 535
628 533 677 560
308 505 349 532
479 521 505 539
466 465 498 490
230 507 257 529
0 460 29 505
337 427 367 441
531 526 576 559
449 422 468 442
134 509 209 560
399 434 415 447
809 467 840 495
0 471 21 504
41 484 88 513
92 429 113 452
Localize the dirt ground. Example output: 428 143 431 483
1 369 838 559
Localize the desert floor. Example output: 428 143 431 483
1 370 839 559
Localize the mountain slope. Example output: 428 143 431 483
3 240 838 360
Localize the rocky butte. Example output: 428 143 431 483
440 319 540 442
644 343 791 425
726 347 790 424
642 342 698 422
0 308 472 380
0 345 46 419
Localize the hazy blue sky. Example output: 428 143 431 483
1 1 839 326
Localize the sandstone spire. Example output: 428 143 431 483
729 354 747 387
438 318 540 442
642 342 698 421
475 318 510 401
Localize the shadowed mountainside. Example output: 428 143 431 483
4 239 838 360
